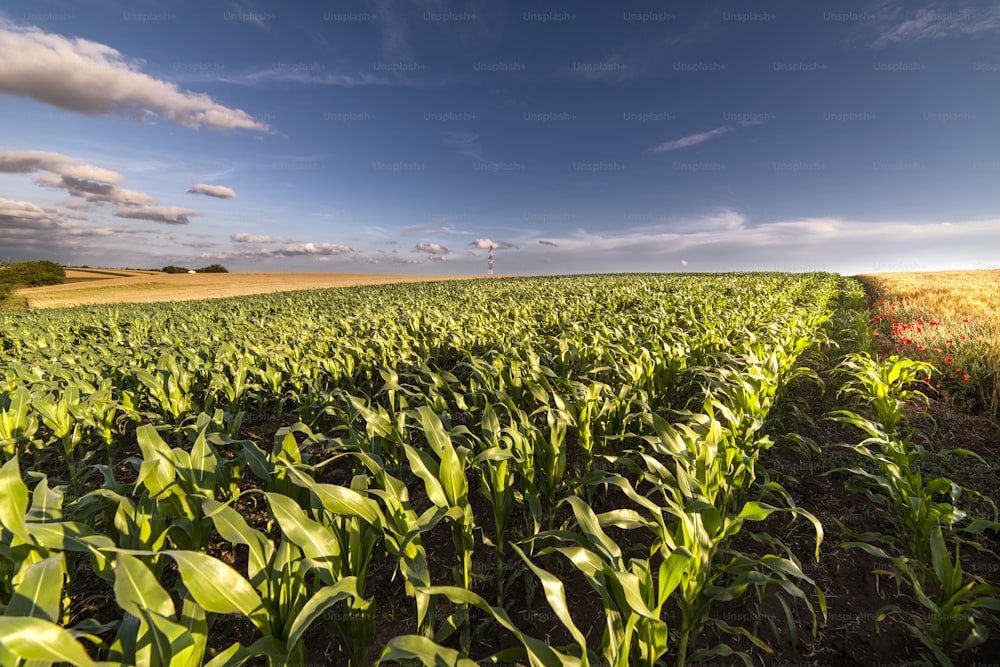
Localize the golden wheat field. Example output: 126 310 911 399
855 269 1000 319
17 269 476 309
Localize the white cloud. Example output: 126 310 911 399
211 242 358 261
230 232 286 243
2 149 161 206
645 126 734 154
270 242 357 257
188 183 237 199
115 206 199 225
443 131 485 162
870 2 1000 46
0 196 65 229
414 242 449 258
0 149 124 184
35 173 157 206
472 238 517 250
0 21 270 132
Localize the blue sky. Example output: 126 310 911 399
1 1 999 275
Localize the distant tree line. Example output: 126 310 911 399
162 264 229 273
0 260 66 287
0 260 66 305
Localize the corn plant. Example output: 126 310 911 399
635 414 824 665
199 499 368 666
472 402 516 604
0 387 38 462
834 353 934 438
848 528 1000 666
406 406 476 652
526 495 687 667
379 580 588 667
273 466 385 666
132 354 201 427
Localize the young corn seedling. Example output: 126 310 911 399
848 527 1000 666
1 455 115 593
529 495 690 667
637 414 824 666
0 387 38 462
472 402 516 605
531 396 572 525
834 352 934 438
351 450 449 640
407 406 476 653
201 498 369 666
280 466 385 666
33 388 89 491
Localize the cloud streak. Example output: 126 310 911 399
645 126 734 154
188 183 237 199
0 196 66 229
115 206 199 225
471 238 517 250
414 242 449 256
0 149 124 184
0 21 270 132
230 232 286 243
1 149 163 206
869 2 1000 46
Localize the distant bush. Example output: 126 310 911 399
0 260 66 287
161 265 190 274
196 264 229 273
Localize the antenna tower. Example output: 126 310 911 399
488 245 494 276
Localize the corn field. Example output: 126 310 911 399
0 273 996 666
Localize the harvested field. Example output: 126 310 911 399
17 271 476 308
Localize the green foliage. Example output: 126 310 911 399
0 260 65 287
161 265 190 273
0 273 895 665
196 264 229 273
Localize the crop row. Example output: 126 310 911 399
0 273 843 665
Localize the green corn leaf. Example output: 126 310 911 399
4 554 66 623
202 637 284 667
6 553 65 623
511 545 590 662
563 496 621 563
416 405 452 456
138 607 196 667
0 455 29 542
265 492 340 565
305 480 385 528
26 521 115 567
736 500 779 522
286 577 364 649
378 635 480 667
135 424 177 499
658 546 695 600
26 477 62 523
202 499 274 585
422 584 586 667
176 597 209 667
161 550 268 633
403 444 449 508
113 552 175 620
0 616 99 667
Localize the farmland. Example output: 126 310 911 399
0 273 997 666
13 270 475 309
